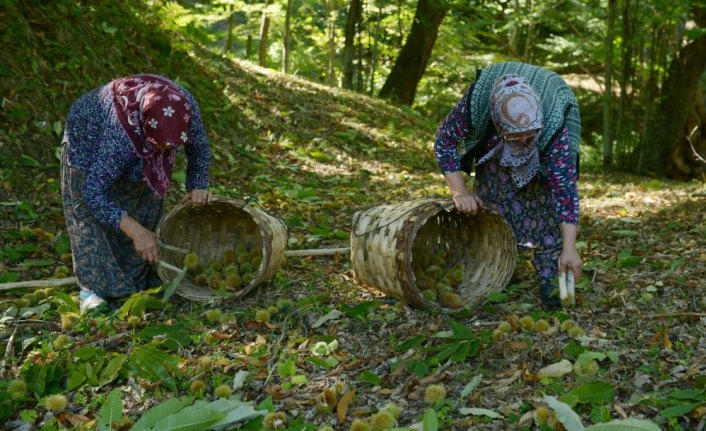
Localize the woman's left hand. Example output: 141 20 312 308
559 247 582 281
182 189 213 206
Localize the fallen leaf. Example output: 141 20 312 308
337 389 355 422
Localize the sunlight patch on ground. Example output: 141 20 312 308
580 176 703 220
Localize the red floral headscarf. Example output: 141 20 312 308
112 74 192 198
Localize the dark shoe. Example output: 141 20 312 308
540 282 561 310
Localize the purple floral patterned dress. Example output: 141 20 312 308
435 89 579 305
61 77 210 299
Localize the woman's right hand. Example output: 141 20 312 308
452 191 484 215
120 215 159 264
444 171 484 215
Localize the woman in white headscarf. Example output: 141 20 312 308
434 62 582 309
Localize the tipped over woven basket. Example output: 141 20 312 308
155 196 287 302
350 198 517 312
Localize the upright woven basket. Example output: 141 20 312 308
350 198 517 312
155 196 287 302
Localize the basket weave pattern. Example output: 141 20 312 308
350 198 517 312
155 197 287 302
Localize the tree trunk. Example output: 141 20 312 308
342 0 361 89
602 0 616 169
369 4 381 96
225 4 234 54
246 33 253 59
644 8 706 176
283 0 293 73
378 0 448 105
258 0 273 67
326 0 338 86
615 0 635 168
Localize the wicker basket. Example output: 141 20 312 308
350 198 517 312
155 196 287 302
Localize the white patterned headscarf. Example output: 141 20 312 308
476 74 543 188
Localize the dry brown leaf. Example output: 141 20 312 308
337 389 355 422
688 405 706 419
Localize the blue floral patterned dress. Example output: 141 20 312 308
61 78 210 299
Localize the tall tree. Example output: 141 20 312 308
615 0 635 168
225 3 235 54
258 0 273 67
603 0 616 169
342 0 362 89
369 2 382 96
378 0 448 105
283 0 293 72
326 0 338 86
644 5 706 175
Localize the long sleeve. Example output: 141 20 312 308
183 93 210 191
80 133 136 228
542 128 579 224
434 84 474 174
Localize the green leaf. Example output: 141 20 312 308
342 300 382 319
395 336 426 352
433 320 475 340
409 360 430 378
132 397 195 431
450 340 481 362
19 155 41 167
138 325 193 350
574 351 607 370
611 230 638 237
590 405 611 424
66 369 86 391
277 357 297 378
162 266 187 302
53 291 80 314
99 354 127 386
305 356 338 369
565 382 617 405
544 395 586 431
585 418 661 431
147 405 226 431
668 389 703 400
660 402 699 418
617 249 642 268
427 342 460 366
55 235 71 255
129 345 180 392
461 374 483 398
97 389 123 431
23 359 65 398
486 291 509 303
422 408 438 431
358 370 382 386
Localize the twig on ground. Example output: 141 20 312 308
644 312 706 319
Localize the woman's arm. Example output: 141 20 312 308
543 128 582 280
435 85 484 214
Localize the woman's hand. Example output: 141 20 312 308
120 215 159 264
559 224 582 281
182 189 213 206
444 171 484 215
452 191 484 215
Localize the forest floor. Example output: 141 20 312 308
2 161 706 431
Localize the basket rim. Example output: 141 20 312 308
352 198 517 313
155 195 287 302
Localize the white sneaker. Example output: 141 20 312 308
79 290 106 314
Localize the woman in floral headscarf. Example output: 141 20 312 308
434 62 582 309
62 74 212 312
